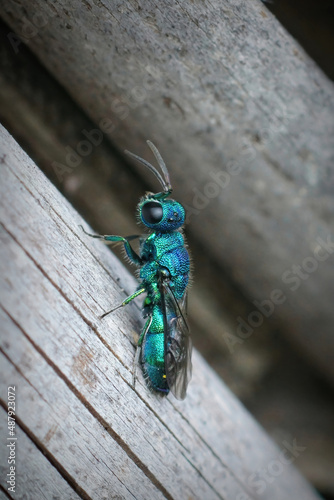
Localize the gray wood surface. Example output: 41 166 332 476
0 406 82 500
0 125 321 499
2 0 334 386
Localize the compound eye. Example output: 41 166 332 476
142 201 163 224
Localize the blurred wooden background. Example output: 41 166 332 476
1 0 334 497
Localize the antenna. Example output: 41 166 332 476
124 141 172 193
146 141 172 191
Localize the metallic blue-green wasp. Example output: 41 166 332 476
82 141 192 399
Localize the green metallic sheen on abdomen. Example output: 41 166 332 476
141 306 169 393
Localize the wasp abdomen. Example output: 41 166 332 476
142 306 169 393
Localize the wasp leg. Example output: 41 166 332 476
133 316 152 389
132 346 141 389
100 287 146 319
79 225 142 265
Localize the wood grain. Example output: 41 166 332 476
0 125 322 499
0 406 82 500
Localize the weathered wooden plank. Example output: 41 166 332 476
0 126 321 499
2 0 334 386
0 311 168 500
0 134 245 499
0 406 82 500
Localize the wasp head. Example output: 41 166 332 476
138 195 185 231
125 141 185 231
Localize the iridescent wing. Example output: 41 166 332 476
160 281 192 400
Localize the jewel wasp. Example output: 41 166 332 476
81 141 192 399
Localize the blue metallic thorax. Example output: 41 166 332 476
139 230 190 393
140 231 189 300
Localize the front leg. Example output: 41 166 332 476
80 225 142 265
